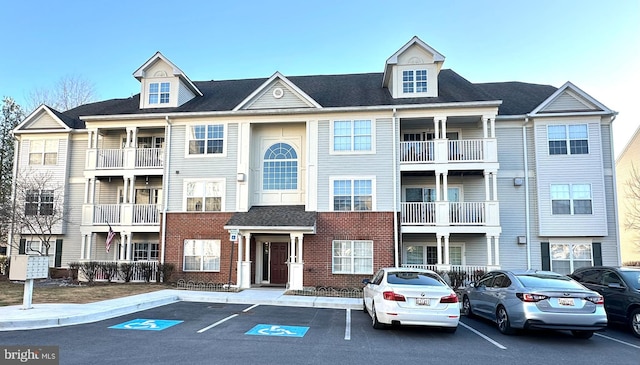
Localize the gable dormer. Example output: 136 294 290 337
530 81 613 116
383 36 445 98
133 52 203 109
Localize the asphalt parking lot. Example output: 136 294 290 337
1 301 638 365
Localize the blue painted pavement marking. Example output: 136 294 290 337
109 319 183 331
246 324 309 337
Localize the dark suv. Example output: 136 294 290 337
570 266 640 338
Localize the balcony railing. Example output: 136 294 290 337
87 147 164 170
85 204 161 226
400 138 497 164
401 264 488 288
401 201 499 226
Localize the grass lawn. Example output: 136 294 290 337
0 278 173 307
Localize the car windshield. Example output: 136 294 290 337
516 274 585 289
387 272 445 286
620 270 640 290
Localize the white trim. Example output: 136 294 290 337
184 123 227 158
329 118 376 155
233 71 321 111
133 51 202 96
14 105 73 133
329 176 377 211
182 178 226 212
182 239 221 272
530 81 613 116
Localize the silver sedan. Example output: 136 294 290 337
461 270 607 339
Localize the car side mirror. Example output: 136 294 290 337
362 278 371 285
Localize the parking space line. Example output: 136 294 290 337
459 322 507 350
197 314 239 333
243 304 259 312
595 333 640 349
345 309 351 340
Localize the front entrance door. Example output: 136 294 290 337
270 242 288 285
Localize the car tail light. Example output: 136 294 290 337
440 293 458 303
516 293 549 302
586 296 604 305
383 291 406 301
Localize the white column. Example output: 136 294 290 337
492 171 498 201
482 116 488 138
90 178 96 204
128 177 135 204
434 118 440 139
244 233 251 262
289 234 304 290
443 173 448 201
236 234 244 287
80 234 87 259
240 233 252 289
119 238 126 261
297 235 304 263
444 235 450 265
494 237 500 266
290 235 296 263
124 233 131 261
84 179 90 204
87 234 92 259
436 235 443 264
435 173 441 201
484 172 490 200
441 117 447 138
486 236 493 265
490 117 496 138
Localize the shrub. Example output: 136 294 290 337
137 262 154 283
0 256 9 276
68 262 80 282
102 262 119 282
447 270 467 290
119 262 135 282
79 261 99 284
623 261 640 267
157 263 175 283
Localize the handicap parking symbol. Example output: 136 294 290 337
109 319 183 331
246 324 309 337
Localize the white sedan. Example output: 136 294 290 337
362 268 460 332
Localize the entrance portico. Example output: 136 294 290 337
225 206 316 290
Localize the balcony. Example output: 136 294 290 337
82 204 161 226
401 201 499 226
86 147 164 170
400 139 497 164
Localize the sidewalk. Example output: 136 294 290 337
0 289 363 332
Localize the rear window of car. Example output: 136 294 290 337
515 274 585 289
387 272 445 286
620 270 640 290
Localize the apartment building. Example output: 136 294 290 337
10 37 619 289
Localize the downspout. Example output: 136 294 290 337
8 135 20 256
392 108 399 267
609 115 621 264
523 117 531 269
160 115 172 265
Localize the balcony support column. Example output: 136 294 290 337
484 172 490 201
492 171 498 200
435 173 441 201
443 235 450 265
436 235 443 265
486 236 493 266
442 173 449 201
494 236 500 266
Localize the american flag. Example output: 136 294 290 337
106 227 115 253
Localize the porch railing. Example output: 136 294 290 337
133 204 160 224
400 138 495 163
401 264 488 288
136 148 163 168
79 260 159 283
91 204 160 226
94 204 121 224
401 202 488 225
97 149 124 168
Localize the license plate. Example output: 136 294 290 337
558 298 574 306
416 298 430 306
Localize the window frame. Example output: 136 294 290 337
330 176 376 211
332 240 373 275
550 183 592 215
28 139 58 165
550 241 593 275
402 69 428 94
262 142 298 190
330 119 375 154
149 82 171 105
547 124 589 155
186 124 226 157
25 189 54 216
183 239 221 272
183 179 225 212
133 242 159 261
403 243 465 265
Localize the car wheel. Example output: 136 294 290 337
442 326 457 334
496 306 515 335
571 330 594 339
371 302 385 329
629 308 640 338
462 296 474 318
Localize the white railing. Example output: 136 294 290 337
136 148 164 168
97 149 124 168
401 202 486 225
400 141 434 162
401 264 488 288
399 139 488 163
133 204 160 224
448 139 484 161
78 260 159 282
94 204 121 224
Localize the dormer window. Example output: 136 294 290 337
403 69 428 94
149 82 170 104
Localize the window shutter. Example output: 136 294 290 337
55 239 63 267
592 242 602 266
19 239 26 254
541 242 550 271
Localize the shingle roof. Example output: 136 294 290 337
225 205 317 228
61 70 558 125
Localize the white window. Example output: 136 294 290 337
404 244 464 265
188 125 224 155
133 243 159 261
551 184 592 215
332 178 374 211
26 240 44 255
550 242 592 275
25 190 54 216
332 240 373 274
149 82 170 104
332 120 372 152
29 140 58 165
184 180 223 212
183 239 221 271
402 69 428 94
548 124 588 155
263 143 298 190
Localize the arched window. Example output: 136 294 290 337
263 143 298 190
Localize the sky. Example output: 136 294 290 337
1 0 638 157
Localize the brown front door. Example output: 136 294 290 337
270 242 288 285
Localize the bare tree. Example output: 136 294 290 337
25 74 96 112
623 162 640 254
0 97 24 250
8 170 67 256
